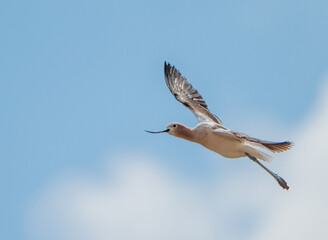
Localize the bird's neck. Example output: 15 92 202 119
176 126 196 142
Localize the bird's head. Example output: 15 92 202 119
145 122 192 140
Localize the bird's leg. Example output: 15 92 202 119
245 153 289 190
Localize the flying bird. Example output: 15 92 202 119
146 62 292 190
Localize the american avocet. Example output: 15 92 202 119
146 62 292 190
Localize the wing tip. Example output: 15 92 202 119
263 141 293 153
164 61 173 75
164 61 179 86
164 61 170 85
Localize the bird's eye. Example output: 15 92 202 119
172 124 177 127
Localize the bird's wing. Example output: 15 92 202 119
231 131 293 153
212 128 242 141
164 62 222 124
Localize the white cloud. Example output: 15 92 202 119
26 81 328 240
254 80 328 240
26 157 217 240
26 154 275 240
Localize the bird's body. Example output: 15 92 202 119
195 123 249 159
174 122 246 158
168 121 283 161
146 62 292 190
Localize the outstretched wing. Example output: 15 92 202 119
164 62 222 124
231 131 293 153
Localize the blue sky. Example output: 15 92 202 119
1 1 328 239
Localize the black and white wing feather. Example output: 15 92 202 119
164 62 222 124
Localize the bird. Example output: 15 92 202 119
146 62 292 190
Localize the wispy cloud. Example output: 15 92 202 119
254 80 328 240
26 157 218 240
26 81 328 240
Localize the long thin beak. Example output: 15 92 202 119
145 129 169 134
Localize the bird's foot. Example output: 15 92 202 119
274 173 289 190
